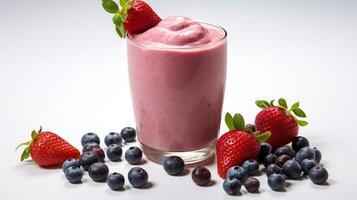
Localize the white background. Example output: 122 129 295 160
1 0 356 199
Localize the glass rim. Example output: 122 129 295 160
127 20 227 50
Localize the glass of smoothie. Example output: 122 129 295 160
127 16 227 164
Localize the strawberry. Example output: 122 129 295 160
255 98 308 150
16 127 80 167
101 0 161 37
216 113 271 179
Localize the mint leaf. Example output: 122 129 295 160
292 107 306 118
255 100 270 109
233 113 245 130
278 98 288 109
102 0 119 14
115 25 124 38
297 120 308 126
291 102 300 109
225 113 235 131
112 14 123 26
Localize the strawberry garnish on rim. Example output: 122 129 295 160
216 113 271 179
101 0 161 38
254 98 308 150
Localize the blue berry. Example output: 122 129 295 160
107 144 123 162
282 159 302 179
275 146 295 157
79 151 100 171
244 177 260 193
266 164 283 177
104 132 122 147
258 143 272 163
227 166 247 181
263 154 277 167
191 166 211 186
125 146 143 165
62 158 80 173
292 136 310 152
301 159 318 174
88 162 109 182
295 147 316 163
88 146 105 162
223 177 241 195
163 156 185 175
313 147 322 163
268 174 285 191
107 172 125 190
82 142 100 153
121 127 136 142
242 159 259 176
81 132 100 146
65 166 83 183
309 166 328 185
128 167 148 188
275 155 291 167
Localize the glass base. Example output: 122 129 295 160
140 141 216 164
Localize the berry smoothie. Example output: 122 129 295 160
127 16 227 163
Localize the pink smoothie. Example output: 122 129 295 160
127 16 227 152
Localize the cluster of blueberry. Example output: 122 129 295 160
62 127 149 190
223 136 329 195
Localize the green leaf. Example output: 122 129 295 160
102 0 119 14
270 99 275 106
292 107 306 118
255 131 271 143
233 113 245 130
31 130 39 140
112 14 123 26
225 113 235 131
20 146 30 161
115 25 126 38
291 102 300 110
278 98 288 109
297 120 308 126
120 0 127 7
15 141 31 151
255 100 270 109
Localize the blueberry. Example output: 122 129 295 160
128 167 148 188
163 156 185 175
88 146 105 162
266 164 283 177
107 172 125 190
274 146 295 157
227 166 247 181
242 159 259 176
244 177 260 193
125 146 143 165
223 177 241 195
309 166 328 185
107 144 123 162
81 132 100 146
263 154 277 167
313 147 322 163
275 155 291 167
268 174 285 191
104 132 122 147
65 166 83 183
295 147 316 163
292 136 310 152
82 142 100 153
121 127 136 142
191 166 211 186
282 159 302 179
244 124 255 132
79 151 100 171
301 159 318 174
62 158 80 173
88 162 109 182
257 143 272 163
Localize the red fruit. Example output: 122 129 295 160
16 127 80 167
216 113 271 179
255 98 308 150
124 0 161 34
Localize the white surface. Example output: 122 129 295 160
1 0 357 199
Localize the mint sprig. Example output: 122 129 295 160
101 0 133 38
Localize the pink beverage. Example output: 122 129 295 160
127 17 227 163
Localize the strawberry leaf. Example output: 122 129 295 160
31 130 38 139
15 141 31 151
297 120 308 126
270 99 275 106
115 25 126 38
291 102 300 109
255 100 270 109
120 0 127 7
292 107 306 118
102 0 119 14
255 131 271 143
20 146 30 161
278 98 288 109
113 14 123 26
233 113 245 130
225 112 235 131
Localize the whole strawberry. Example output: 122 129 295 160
216 113 271 179
16 127 80 167
255 98 308 150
